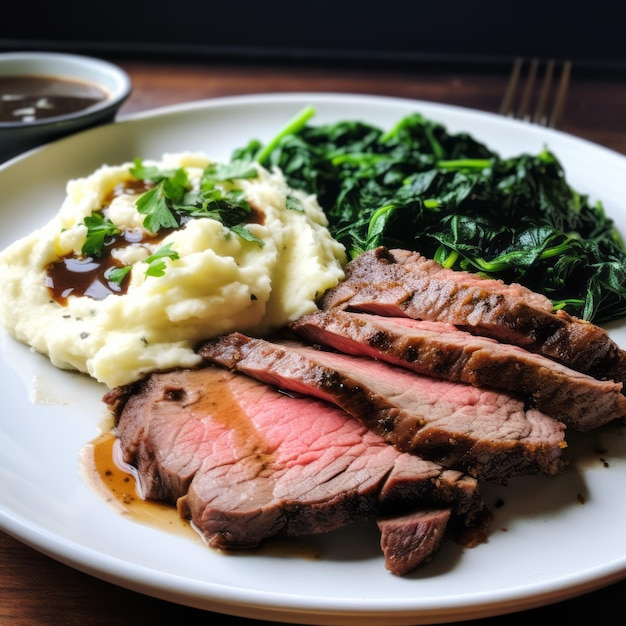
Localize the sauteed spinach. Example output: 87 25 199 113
232 106 626 323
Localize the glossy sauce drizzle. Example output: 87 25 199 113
80 430 324 559
45 179 157 305
45 178 266 306
79 431 198 540
45 230 142 303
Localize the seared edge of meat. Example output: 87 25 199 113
104 366 491 575
319 246 626 388
198 332 567 482
289 310 626 431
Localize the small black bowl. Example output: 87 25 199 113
0 51 132 162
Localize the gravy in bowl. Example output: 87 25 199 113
0 74 108 123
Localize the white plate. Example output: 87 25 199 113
1 93 626 626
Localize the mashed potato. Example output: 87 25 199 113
0 152 347 387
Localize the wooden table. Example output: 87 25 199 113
2 56 626 625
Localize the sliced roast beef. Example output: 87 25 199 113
198 333 567 482
105 366 488 574
377 508 451 576
319 247 626 387
289 310 626 431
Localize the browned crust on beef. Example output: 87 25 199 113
105 366 488 573
319 247 626 387
289 310 626 431
198 333 567 482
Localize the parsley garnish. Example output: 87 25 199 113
203 159 259 181
130 159 189 233
73 156 268 290
103 243 180 287
82 214 121 257
286 194 305 212
144 243 180 277
107 265 131 285
135 182 180 233
128 158 264 247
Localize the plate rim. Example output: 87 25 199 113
1 91 626 625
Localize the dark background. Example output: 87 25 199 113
2 1 625 76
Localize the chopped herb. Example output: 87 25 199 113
81 213 121 257
137 181 179 233
131 159 189 232
286 194 305 212
203 159 259 181
129 158 264 247
136 181 180 233
107 265 131 285
144 243 180 277
230 223 264 246
129 160 180 182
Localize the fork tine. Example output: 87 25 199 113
532 59 555 125
517 58 539 121
548 60 572 128
500 58 572 128
499 57 523 118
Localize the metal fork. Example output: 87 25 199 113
500 58 572 128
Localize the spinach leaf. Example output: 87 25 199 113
235 108 626 323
